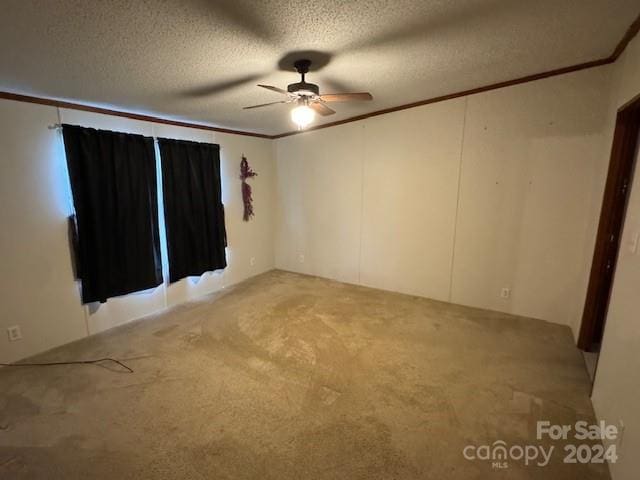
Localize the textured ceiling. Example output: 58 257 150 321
0 0 638 135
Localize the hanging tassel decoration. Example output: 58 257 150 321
240 155 258 221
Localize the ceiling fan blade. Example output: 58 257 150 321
207 0 274 42
320 93 373 102
182 73 264 97
243 100 288 110
338 0 510 53
257 84 289 95
320 76 353 94
310 102 336 116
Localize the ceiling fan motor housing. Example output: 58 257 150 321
288 58 319 96
287 81 319 96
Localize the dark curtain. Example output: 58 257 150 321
158 138 227 283
62 125 163 303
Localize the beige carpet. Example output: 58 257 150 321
0 270 608 479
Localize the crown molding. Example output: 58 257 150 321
0 91 271 139
611 12 640 61
272 58 612 139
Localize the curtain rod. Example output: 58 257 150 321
47 124 223 149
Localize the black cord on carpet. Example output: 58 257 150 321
0 358 133 373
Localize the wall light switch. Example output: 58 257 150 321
500 287 511 299
7 325 22 342
298 254 305 263
250 256 256 266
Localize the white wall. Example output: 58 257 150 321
591 34 640 480
275 66 612 331
452 71 611 333
0 100 87 363
0 99 276 364
275 99 466 300
361 101 465 300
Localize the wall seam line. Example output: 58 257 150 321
448 97 468 302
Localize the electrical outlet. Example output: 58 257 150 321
7 325 22 342
298 254 305 263
500 287 511 299
250 256 256 266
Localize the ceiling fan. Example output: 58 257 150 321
243 59 373 130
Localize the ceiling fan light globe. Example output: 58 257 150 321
291 105 315 129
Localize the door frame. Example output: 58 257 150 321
578 93 640 351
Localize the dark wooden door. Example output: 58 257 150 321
578 96 640 351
